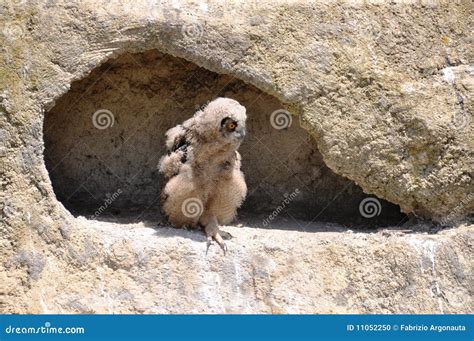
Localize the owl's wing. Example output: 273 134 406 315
165 116 195 150
159 123 191 178
165 125 185 151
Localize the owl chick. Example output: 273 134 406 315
158 97 247 254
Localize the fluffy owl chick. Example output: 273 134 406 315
159 97 247 254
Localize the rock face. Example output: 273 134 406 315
0 0 472 313
3 219 474 314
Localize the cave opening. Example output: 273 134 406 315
43 49 406 230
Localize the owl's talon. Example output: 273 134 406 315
214 232 227 255
206 237 212 255
220 240 228 255
206 233 227 255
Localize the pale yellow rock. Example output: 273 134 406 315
0 0 472 313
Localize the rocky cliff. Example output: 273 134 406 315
0 0 472 313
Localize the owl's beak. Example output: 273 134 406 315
235 127 246 139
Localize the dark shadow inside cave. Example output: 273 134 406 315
43 49 406 230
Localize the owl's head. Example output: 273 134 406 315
194 97 247 145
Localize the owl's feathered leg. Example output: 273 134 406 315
202 215 227 255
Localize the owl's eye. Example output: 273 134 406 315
221 117 238 133
227 122 237 131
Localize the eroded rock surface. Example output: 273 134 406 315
3 218 473 314
0 0 472 313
